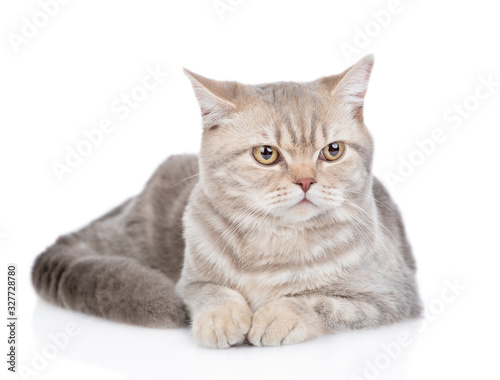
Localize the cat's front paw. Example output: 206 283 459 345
248 299 318 346
192 302 252 348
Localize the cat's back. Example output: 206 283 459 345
372 177 416 272
146 153 199 187
138 153 199 221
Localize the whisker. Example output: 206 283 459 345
343 199 400 248
167 171 203 189
346 189 396 216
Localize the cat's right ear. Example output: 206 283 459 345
183 69 238 129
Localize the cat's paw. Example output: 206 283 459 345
192 302 252 348
248 300 317 346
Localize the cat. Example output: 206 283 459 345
32 54 421 348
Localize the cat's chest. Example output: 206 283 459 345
237 223 355 267
227 226 361 308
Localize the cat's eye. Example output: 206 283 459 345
321 141 345 161
252 145 279 165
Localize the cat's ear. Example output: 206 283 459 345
183 69 238 129
319 54 374 119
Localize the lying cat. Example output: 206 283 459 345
32 55 421 348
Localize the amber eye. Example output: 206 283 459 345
321 141 345 161
252 145 279 165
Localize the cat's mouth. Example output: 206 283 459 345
297 198 314 206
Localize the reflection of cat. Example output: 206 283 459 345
33 55 421 348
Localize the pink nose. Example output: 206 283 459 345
296 178 315 193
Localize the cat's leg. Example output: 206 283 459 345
248 294 417 346
32 233 185 328
177 282 252 348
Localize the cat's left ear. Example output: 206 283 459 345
319 54 374 119
183 69 238 129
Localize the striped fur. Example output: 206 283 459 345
32 55 421 348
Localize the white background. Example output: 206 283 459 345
1 0 499 379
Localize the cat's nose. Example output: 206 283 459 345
296 177 316 193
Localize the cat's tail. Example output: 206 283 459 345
32 234 185 328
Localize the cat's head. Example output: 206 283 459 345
185 55 375 225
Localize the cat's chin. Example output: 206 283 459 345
281 200 322 223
